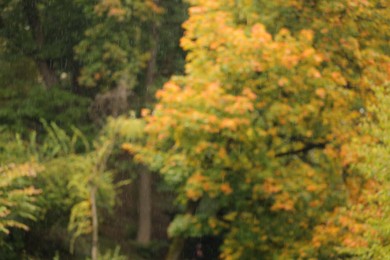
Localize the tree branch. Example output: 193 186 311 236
275 142 327 157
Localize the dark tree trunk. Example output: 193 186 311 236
136 5 159 244
137 166 152 243
22 0 59 89
166 238 185 260
90 186 98 260
36 60 59 89
165 201 200 260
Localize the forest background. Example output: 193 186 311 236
0 0 389 259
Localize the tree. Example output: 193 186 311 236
0 0 153 135
0 0 157 91
0 0 84 89
126 0 389 258
1 0 187 257
75 0 160 91
67 116 143 259
0 0 187 258
130 0 187 245
0 118 139 259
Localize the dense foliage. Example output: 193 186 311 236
0 0 388 259
126 0 389 259
0 163 41 235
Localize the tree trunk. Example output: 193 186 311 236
89 138 114 260
165 201 199 260
137 166 152 243
166 237 185 260
90 186 98 260
22 0 59 89
136 6 159 244
36 60 59 89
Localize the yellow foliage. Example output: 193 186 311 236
130 0 390 258
0 163 41 235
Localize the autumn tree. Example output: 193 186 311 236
125 0 389 259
